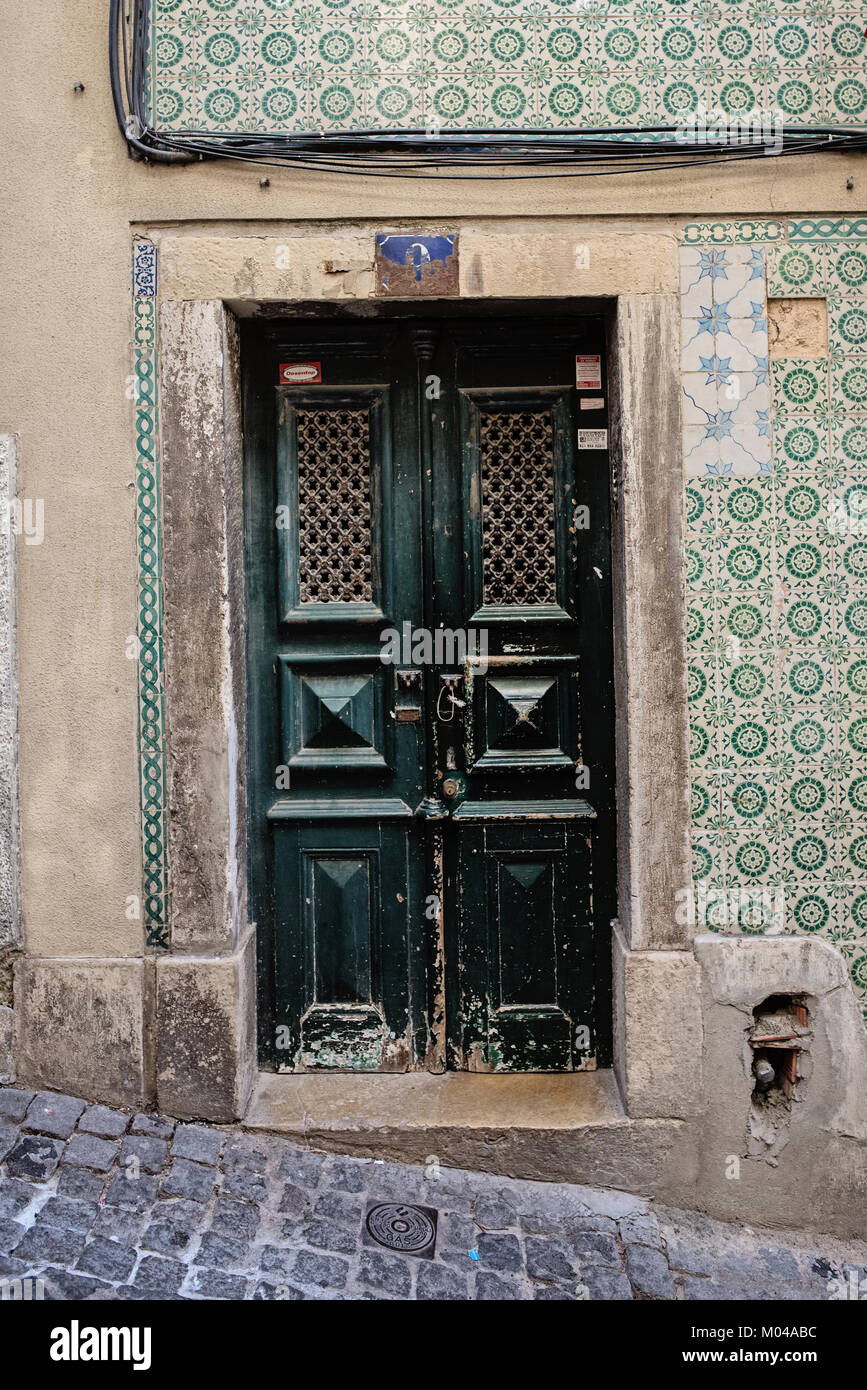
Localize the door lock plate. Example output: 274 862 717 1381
441 772 467 802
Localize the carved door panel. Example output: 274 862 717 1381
244 317 614 1073
245 325 427 1073
429 325 615 1071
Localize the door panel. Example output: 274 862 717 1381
433 326 613 1071
273 820 418 1071
244 316 615 1074
450 817 594 1071
280 656 391 772
465 658 577 773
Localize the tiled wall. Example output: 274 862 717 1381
147 0 867 134
681 218 867 1019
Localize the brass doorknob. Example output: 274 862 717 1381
442 778 460 799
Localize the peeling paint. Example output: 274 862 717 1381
424 827 447 1074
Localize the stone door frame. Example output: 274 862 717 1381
151 226 700 1123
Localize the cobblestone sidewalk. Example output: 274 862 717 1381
1 1086 865 1301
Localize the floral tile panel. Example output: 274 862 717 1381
682 218 867 1020
148 0 867 135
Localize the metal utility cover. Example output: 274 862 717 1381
363 1202 438 1258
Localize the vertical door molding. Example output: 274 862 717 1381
0 435 20 1082
610 294 693 954
609 293 703 1119
157 299 255 1121
159 300 247 955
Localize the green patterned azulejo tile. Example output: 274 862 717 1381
830 300 867 355
147 0 867 135
766 245 834 298
682 218 867 1020
717 590 775 653
772 358 831 417
831 358 867 414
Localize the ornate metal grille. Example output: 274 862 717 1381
297 408 373 604
480 411 557 606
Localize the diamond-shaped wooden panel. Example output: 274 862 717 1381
488 678 557 749
281 665 388 771
301 675 374 751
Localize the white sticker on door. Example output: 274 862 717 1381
577 429 608 450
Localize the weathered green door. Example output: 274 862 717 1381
243 316 615 1073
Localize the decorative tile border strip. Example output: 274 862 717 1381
681 221 786 246
790 218 867 242
133 240 169 950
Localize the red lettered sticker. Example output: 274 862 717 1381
279 361 322 384
576 354 601 390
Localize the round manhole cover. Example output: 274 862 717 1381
366 1203 436 1253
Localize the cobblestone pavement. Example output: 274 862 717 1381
1 1085 865 1302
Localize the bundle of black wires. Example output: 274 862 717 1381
110 0 867 177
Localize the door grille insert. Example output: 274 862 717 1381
480 410 557 606
297 407 373 604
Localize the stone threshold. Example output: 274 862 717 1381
240 1069 673 1189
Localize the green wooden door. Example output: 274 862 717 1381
243 316 615 1073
